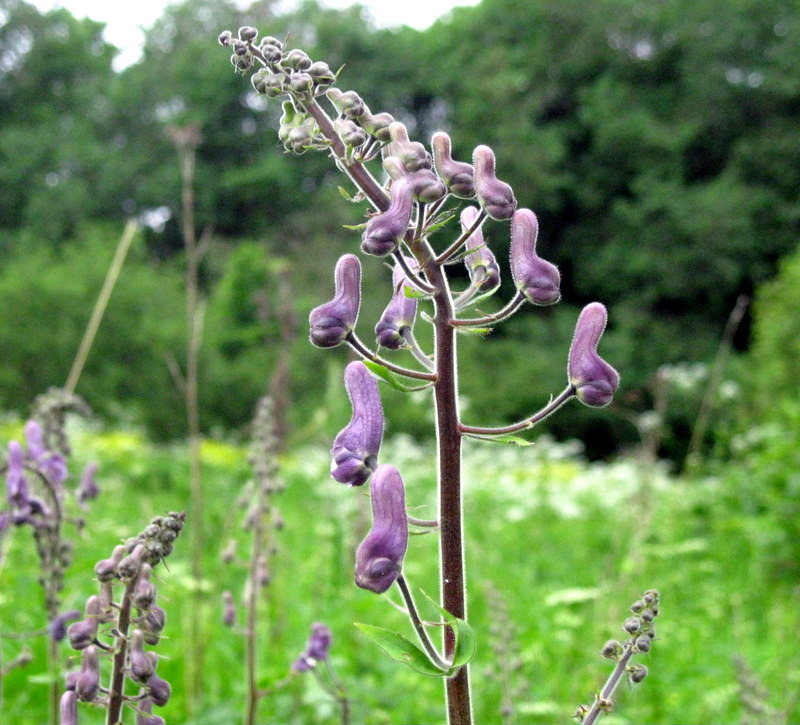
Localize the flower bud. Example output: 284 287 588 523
218 30 233 47
75 645 100 702
292 621 332 670
258 41 282 65
25 419 68 485
334 116 367 148
78 462 99 506
59 691 78 725
359 109 394 142
432 132 475 199
355 464 408 594
68 596 101 649
461 206 500 292
94 544 126 582
630 663 648 683
146 672 171 707
331 362 384 486
473 145 517 220
634 635 651 653
118 543 146 580
141 605 166 645
375 257 419 349
136 698 166 725
327 88 365 118
238 26 257 41
309 254 361 347
290 71 314 95
48 609 81 642
223 591 236 627
133 563 157 610
130 629 155 682
567 303 620 407
308 61 335 90
385 122 431 171
622 616 641 634
361 177 413 257
601 639 624 659
509 209 560 305
282 48 311 70
383 156 446 204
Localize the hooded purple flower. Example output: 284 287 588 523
355 464 408 594
309 254 362 348
292 621 332 672
461 206 500 292
78 462 99 507
6 440 29 510
75 645 100 702
473 145 517 221
375 257 419 349
509 208 561 305
361 177 414 257
385 121 431 172
568 303 620 407
330 362 384 486
24 420 67 485
432 132 475 199
59 691 78 725
49 609 81 642
383 156 446 204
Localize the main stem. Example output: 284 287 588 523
429 260 471 725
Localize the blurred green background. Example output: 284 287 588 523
1 0 800 722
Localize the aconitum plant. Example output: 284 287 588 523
218 28 632 725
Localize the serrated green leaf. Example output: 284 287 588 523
354 623 448 676
362 360 433 392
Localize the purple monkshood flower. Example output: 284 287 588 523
331 362 384 486
431 132 475 199
568 302 620 408
78 462 99 507
49 609 81 642
361 177 414 257
292 622 332 672
383 156 446 204
473 145 517 221
6 440 29 508
309 254 362 348
509 208 561 306
24 420 68 486
461 206 500 292
59 691 78 725
375 257 420 349
355 464 408 594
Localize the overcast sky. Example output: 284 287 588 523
28 0 481 68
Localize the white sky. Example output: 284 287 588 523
28 0 481 68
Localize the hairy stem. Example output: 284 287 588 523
395 575 450 672
106 577 137 725
583 645 635 725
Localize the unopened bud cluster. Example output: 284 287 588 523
61 513 184 725
577 590 660 722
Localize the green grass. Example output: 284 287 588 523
1 423 798 724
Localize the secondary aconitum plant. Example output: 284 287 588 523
218 28 624 725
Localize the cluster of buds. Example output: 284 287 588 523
61 512 185 725
1 392 97 630
575 589 660 724
291 622 332 672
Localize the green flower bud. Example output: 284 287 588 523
327 88 366 118
601 639 624 659
309 61 335 90
359 109 395 142
334 117 367 148
283 48 311 70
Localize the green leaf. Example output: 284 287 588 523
337 185 354 201
403 286 430 299
425 209 457 235
363 360 433 392
464 433 536 446
354 623 447 676
418 590 478 669
342 222 367 231
455 326 493 336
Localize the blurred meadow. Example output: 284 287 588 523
2 0 800 722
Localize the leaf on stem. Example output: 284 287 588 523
353 623 448 676
362 361 433 392
463 433 536 446
418 590 478 670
